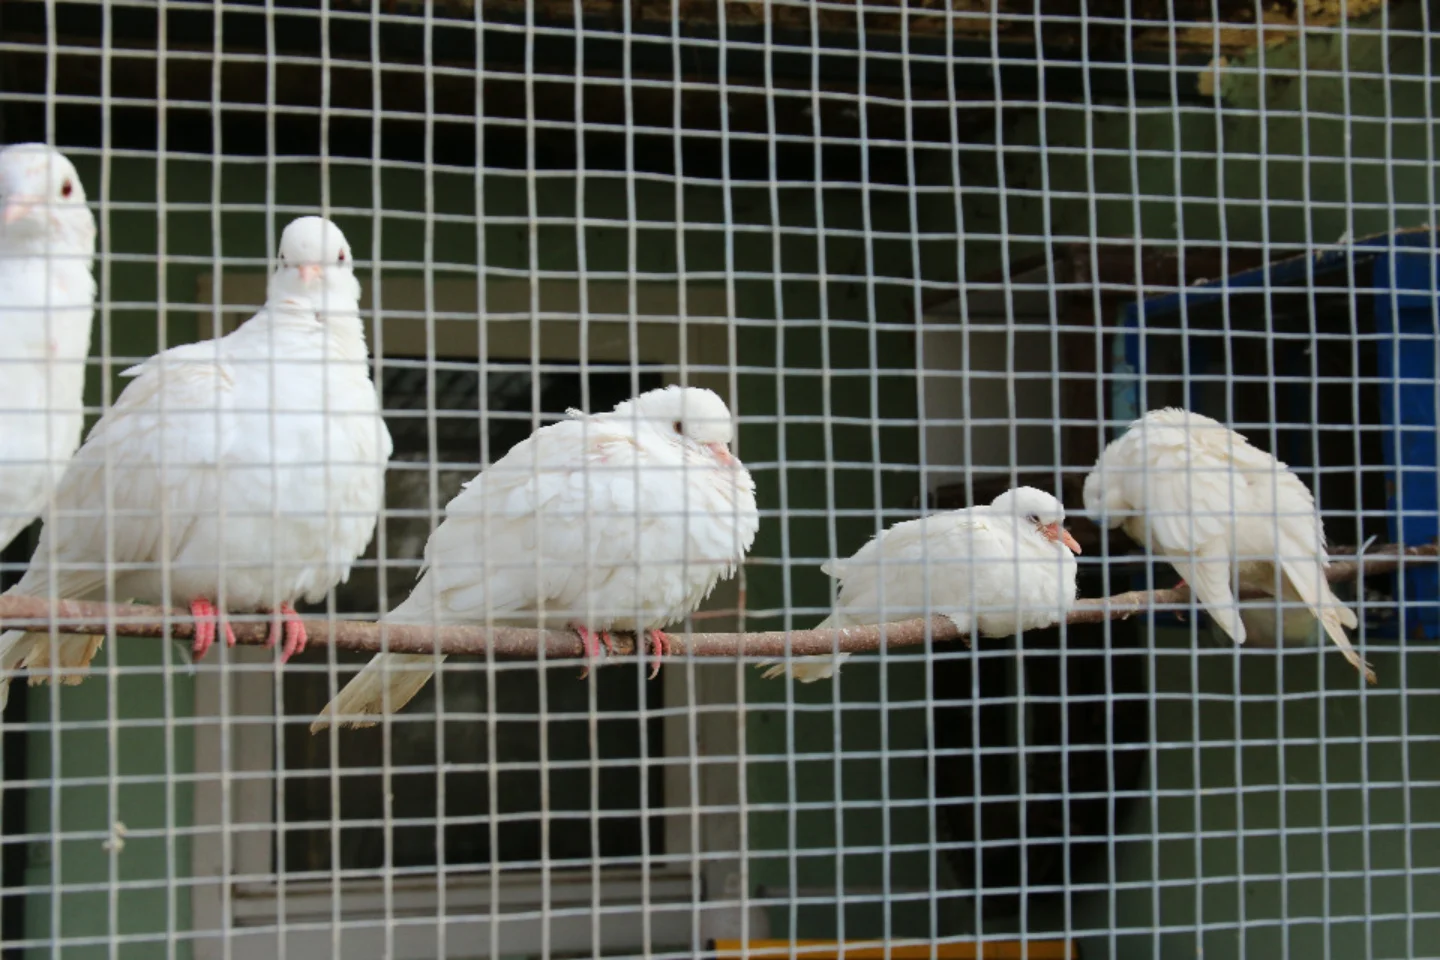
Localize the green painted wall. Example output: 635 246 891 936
15 3 1440 956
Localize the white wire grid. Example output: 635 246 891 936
0 1 1437 958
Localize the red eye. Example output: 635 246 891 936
339 250 346 261
60 180 73 198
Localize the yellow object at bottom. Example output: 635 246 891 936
712 939 1078 960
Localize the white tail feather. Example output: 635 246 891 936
1172 553 1245 646
0 629 105 711
755 613 851 682
310 652 446 733
758 653 852 682
1278 551 1373 683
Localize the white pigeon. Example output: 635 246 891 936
1082 407 1371 682
310 384 759 732
0 216 393 707
0 144 97 551
759 487 1082 682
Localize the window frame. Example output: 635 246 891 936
188 273 757 959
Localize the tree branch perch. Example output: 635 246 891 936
0 543 1432 662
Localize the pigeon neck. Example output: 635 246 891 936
0 207 96 262
321 308 370 360
262 296 369 361
0 233 94 269
0 243 97 308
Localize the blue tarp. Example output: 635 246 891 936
1372 242 1440 639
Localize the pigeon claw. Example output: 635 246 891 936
189 597 236 660
574 625 613 678
645 629 672 680
264 603 307 663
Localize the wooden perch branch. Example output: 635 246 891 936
0 543 1433 661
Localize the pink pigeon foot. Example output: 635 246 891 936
1173 578 1188 622
263 603 308 662
190 597 237 660
574 625 615 678
645 629 672 680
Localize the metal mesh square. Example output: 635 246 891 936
0 2 1436 958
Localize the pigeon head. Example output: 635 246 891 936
0 143 95 253
990 486 1081 555
613 385 740 467
270 216 361 313
1136 406 1223 431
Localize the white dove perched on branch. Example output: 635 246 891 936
759 487 1082 682
1082 407 1371 682
0 216 392 707
311 384 759 732
0 144 97 551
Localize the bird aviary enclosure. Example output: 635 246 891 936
0 1 1437 958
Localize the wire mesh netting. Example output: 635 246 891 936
0 1 1438 958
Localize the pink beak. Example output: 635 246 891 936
298 263 322 284
706 442 736 466
2 196 38 225
1043 522 1082 554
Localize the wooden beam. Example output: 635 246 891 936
1 31 1004 178
0 0 1223 107
339 0 1396 58
31 42 998 144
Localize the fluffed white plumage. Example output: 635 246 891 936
758 487 1082 682
0 216 393 708
311 384 759 732
1082 407 1371 682
0 144 97 551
